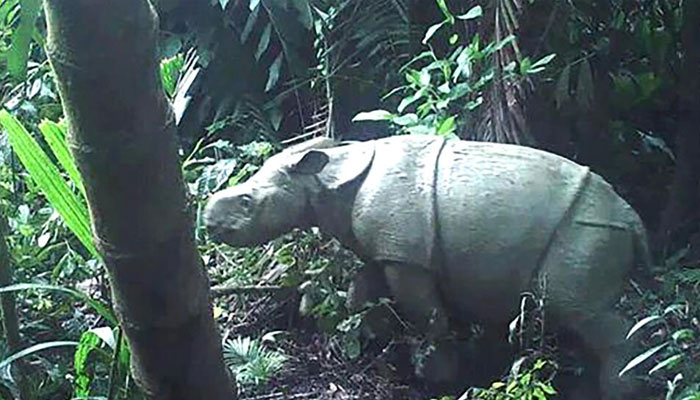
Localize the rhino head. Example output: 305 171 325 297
203 137 373 247
203 140 334 246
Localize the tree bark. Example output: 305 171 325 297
42 1 235 399
657 0 700 252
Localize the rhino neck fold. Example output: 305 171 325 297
307 157 374 258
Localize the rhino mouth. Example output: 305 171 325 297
206 225 237 244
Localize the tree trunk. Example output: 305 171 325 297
657 0 700 253
42 1 235 399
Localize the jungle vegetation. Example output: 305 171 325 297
0 0 698 399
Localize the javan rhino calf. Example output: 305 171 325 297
204 135 649 399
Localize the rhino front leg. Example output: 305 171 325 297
382 262 461 383
383 262 449 337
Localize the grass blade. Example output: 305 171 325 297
0 341 79 370
0 283 116 325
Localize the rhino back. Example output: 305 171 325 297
436 141 591 321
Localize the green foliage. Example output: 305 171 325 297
621 247 700 400
3 0 41 80
464 358 557 400
222 335 287 386
0 110 98 259
159 53 184 99
73 327 130 398
353 1 554 138
0 283 116 324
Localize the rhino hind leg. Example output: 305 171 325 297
537 211 640 399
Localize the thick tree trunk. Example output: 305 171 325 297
42 1 235 399
657 0 700 252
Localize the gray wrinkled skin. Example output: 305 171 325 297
204 135 649 399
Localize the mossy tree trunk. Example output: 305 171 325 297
42 1 235 399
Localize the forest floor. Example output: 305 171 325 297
213 287 439 400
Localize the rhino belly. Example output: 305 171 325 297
436 141 591 324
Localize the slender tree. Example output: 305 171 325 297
42 1 235 399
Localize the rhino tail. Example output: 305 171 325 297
630 212 653 275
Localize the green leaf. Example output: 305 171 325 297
6 0 40 79
352 110 393 121
422 21 447 45
397 89 424 113
241 3 260 43
618 342 670 377
74 331 102 397
0 110 99 260
391 113 418 126
648 354 682 375
249 0 261 10
435 0 454 22
526 53 556 74
0 341 79 371
256 24 272 61
265 52 283 92
456 5 482 20
436 116 456 136
39 120 86 198
0 283 116 325
626 315 662 340
672 329 694 342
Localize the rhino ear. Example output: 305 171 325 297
291 150 330 174
313 141 374 190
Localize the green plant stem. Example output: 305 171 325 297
107 327 123 400
0 215 33 400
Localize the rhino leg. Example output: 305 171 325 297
381 262 461 383
538 210 640 399
566 311 636 400
383 262 449 337
346 263 397 340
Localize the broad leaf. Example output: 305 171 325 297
352 110 393 121
6 0 40 79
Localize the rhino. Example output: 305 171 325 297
204 135 649 399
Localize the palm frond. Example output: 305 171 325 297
472 0 535 145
